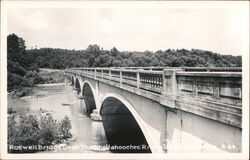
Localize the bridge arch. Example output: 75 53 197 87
99 93 162 153
74 77 81 95
82 80 98 116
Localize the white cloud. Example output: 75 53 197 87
7 5 248 55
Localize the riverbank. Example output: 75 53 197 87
8 83 65 99
38 68 65 84
8 87 34 99
8 68 65 98
36 83 65 87
20 83 65 100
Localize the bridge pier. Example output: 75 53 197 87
90 109 109 152
72 87 78 96
78 94 87 117
90 109 102 121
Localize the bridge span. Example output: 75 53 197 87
65 67 242 153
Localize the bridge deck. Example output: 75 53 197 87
65 67 242 128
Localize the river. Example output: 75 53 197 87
8 83 110 153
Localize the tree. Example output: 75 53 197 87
86 44 101 55
60 115 72 139
39 114 59 146
88 56 95 67
111 47 119 57
7 34 43 93
7 33 26 63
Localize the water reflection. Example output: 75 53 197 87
91 120 109 151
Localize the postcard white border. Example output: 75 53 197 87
1 1 249 159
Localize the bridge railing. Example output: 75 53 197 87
71 67 242 72
121 70 137 87
67 67 242 104
139 70 163 93
175 71 242 106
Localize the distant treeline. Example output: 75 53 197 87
26 45 242 69
7 33 242 92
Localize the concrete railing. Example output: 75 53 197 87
176 71 242 104
67 67 242 100
65 67 242 127
70 67 242 72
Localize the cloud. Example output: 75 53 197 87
7 6 247 55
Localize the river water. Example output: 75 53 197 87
8 83 110 153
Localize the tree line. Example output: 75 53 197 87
26 45 241 69
7 33 242 92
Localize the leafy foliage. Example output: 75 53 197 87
25 46 242 69
8 112 72 153
60 116 72 139
7 33 242 92
7 34 44 93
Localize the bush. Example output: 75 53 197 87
60 115 72 139
8 111 72 153
39 114 59 146
9 87 33 98
8 114 40 153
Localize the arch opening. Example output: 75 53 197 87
75 78 81 95
71 76 74 86
100 97 151 153
82 83 96 116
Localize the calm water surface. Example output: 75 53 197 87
8 83 110 153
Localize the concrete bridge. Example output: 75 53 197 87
64 67 242 153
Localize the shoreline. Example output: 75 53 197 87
35 83 65 87
8 83 66 99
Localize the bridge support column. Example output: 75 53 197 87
72 86 78 96
109 70 112 82
120 70 123 86
162 69 182 97
136 69 143 89
64 74 69 85
94 69 97 80
90 109 102 121
90 109 109 151
78 94 87 117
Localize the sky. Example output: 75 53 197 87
7 3 248 55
